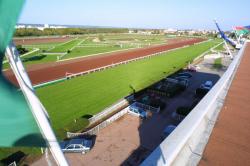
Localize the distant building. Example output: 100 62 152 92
137 30 153 35
164 28 178 34
128 30 135 34
44 24 49 28
15 24 25 29
49 25 66 29
15 23 66 31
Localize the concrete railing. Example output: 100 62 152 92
130 102 160 114
88 95 133 125
67 107 129 138
141 42 248 166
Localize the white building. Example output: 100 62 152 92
164 28 178 34
15 25 25 29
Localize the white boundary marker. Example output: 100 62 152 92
58 47 136 62
65 40 213 80
46 37 79 52
34 39 215 88
58 40 179 62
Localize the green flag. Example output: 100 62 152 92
0 0 46 147
235 29 250 36
0 0 24 56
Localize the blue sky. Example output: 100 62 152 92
18 0 250 30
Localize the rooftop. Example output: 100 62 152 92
199 42 250 165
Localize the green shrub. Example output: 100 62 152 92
213 58 223 68
16 45 28 55
64 118 89 133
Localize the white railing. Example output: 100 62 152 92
88 97 131 125
8 161 16 166
130 102 160 114
67 107 129 138
33 40 208 88
65 42 202 80
66 95 133 138
141 41 248 166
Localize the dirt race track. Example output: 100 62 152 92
4 38 205 85
13 36 73 45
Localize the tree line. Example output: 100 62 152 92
14 28 129 37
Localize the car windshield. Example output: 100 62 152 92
74 145 81 149
205 81 212 86
67 145 74 149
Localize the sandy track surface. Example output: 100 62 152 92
5 38 205 85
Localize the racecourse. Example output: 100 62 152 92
9 34 168 68
4 38 204 85
35 39 220 138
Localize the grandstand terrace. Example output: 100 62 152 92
142 41 250 166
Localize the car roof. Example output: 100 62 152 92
69 139 85 144
205 81 213 85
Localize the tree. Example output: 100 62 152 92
16 45 28 55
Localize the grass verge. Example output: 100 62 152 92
213 57 223 68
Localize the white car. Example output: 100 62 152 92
129 107 148 118
60 138 93 154
200 81 213 90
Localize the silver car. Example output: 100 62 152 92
200 81 213 90
60 138 93 154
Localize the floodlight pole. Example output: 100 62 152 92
5 42 68 166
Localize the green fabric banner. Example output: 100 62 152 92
0 0 46 147
235 29 250 36
0 0 24 56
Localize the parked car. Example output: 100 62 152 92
175 75 190 80
129 106 148 118
166 84 183 97
200 81 213 90
175 77 189 89
195 87 209 97
176 106 192 116
60 138 93 154
177 72 192 78
162 125 176 137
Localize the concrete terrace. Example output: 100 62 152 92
199 42 250 165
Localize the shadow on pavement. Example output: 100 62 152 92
121 71 220 165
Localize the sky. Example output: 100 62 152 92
18 0 250 30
